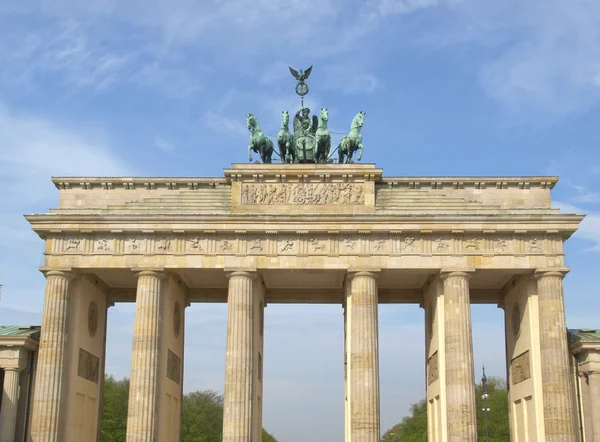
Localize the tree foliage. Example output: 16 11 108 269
100 374 279 442
381 376 509 442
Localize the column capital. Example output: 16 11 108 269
134 269 167 279
440 269 474 280
347 269 380 280
2 367 23 373
534 268 570 280
225 269 258 280
42 269 75 280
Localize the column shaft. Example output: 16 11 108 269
347 272 380 442
536 272 578 441
222 272 256 442
0 368 22 442
442 272 477 442
30 270 73 442
126 271 164 442
588 373 600 442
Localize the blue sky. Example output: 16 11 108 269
1 0 599 441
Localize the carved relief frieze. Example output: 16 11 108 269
278 238 296 254
495 237 511 254
187 235 206 253
427 351 439 386
167 350 181 384
464 238 481 252
156 236 172 253
527 237 543 254
403 236 418 253
241 182 365 205
125 236 145 254
309 237 328 254
372 238 388 254
248 238 264 254
63 236 83 253
511 351 531 385
433 237 450 253
95 237 113 253
343 236 358 254
78 348 100 384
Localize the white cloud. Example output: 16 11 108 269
154 136 175 153
203 112 248 138
554 201 600 251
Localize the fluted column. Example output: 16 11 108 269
222 271 257 442
126 270 165 442
0 368 22 442
441 271 477 442
347 271 380 442
30 270 74 442
588 372 600 442
536 270 578 441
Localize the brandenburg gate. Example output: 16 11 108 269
24 163 583 441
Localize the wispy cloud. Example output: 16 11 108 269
154 136 175 153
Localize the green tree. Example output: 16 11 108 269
100 374 280 442
100 375 130 442
381 377 509 442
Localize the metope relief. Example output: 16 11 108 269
187 236 205 253
241 182 365 205
63 237 82 253
279 238 296 254
527 238 543 253
156 237 172 252
167 350 181 384
248 238 264 253
403 236 417 253
511 351 531 385
78 348 100 384
434 237 449 253
125 236 145 254
427 351 439 385
309 237 327 253
95 238 112 253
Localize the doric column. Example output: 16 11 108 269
0 368 22 442
222 271 257 442
346 271 380 442
30 270 74 442
588 372 600 442
126 270 165 442
535 270 578 441
441 271 477 442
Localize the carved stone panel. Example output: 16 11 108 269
167 350 181 384
427 351 439 385
511 351 531 385
241 182 365 205
78 348 100 384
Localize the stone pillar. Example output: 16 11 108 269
30 270 74 442
587 372 600 442
0 368 22 442
441 271 477 442
222 271 257 442
535 271 578 441
346 271 380 442
126 270 165 442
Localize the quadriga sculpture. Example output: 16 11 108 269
277 111 295 164
338 111 365 164
314 108 331 163
247 113 274 164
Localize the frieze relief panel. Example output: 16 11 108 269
48 231 561 260
241 182 365 205
78 348 100 384
511 350 531 385
427 351 439 386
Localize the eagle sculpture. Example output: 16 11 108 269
289 66 313 82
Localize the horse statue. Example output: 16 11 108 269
314 108 331 163
277 111 295 163
338 111 365 164
247 113 274 164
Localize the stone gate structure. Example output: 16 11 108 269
18 163 589 441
